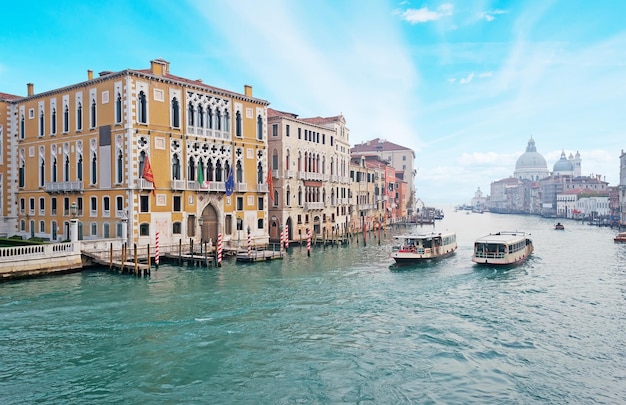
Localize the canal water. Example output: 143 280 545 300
1 210 625 404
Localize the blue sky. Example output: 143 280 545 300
2 0 624 205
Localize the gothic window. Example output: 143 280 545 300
215 160 223 182
39 157 45 187
77 102 83 131
137 91 147 123
64 156 70 182
235 110 242 137
172 154 181 180
116 150 123 183
236 160 243 183
52 156 58 182
188 102 195 126
138 151 145 177
77 154 83 181
207 159 214 181
171 97 180 128
257 114 263 140
20 115 25 139
216 109 222 131
91 152 97 185
188 157 196 181
197 105 204 128
224 110 230 132
51 108 57 135
63 105 69 132
39 110 44 136
115 93 122 124
257 162 263 184
90 99 96 128
207 108 213 129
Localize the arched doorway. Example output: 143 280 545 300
199 204 218 244
270 216 280 242
313 216 321 235
285 217 293 242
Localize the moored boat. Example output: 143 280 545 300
471 231 533 266
390 232 457 264
614 232 626 243
555 222 564 230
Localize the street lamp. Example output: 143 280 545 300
70 202 78 218
198 216 204 242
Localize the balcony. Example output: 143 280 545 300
305 202 325 210
272 169 279 178
137 179 154 191
235 183 248 192
257 184 269 193
284 170 294 179
171 180 186 190
44 181 84 193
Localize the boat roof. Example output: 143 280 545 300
394 231 455 240
474 231 530 244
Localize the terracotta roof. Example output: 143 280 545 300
351 138 412 152
267 107 299 119
300 115 343 125
0 91 21 101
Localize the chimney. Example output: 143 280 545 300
27 83 34 96
150 58 170 76
87 70 93 80
244 85 252 97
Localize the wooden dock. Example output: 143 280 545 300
82 251 151 275
236 249 284 262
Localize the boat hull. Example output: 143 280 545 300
391 248 456 264
472 245 533 266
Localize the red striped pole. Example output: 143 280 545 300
217 232 222 267
155 231 160 268
280 227 284 255
307 227 311 257
247 227 251 257
285 224 289 249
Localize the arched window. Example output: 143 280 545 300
64 156 70 181
77 154 83 181
39 110 44 136
20 115 25 139
91 153 97 184
138 151 146 178
224 110 230 132
216 109 222 131
286 186 291 206
171 97 180 128
257 162 263 184
207 159 214 181
115 93 122 124
272 149 279 171
172 154 180 180
117 150 123 183
257 114 263 140
188 157 196 181
63 105 69 132
236 160 243 183
90 99 97 128
137 91 147 123
188 102 195 126
51 108 56 134
52 156 57 182
197 105 204 128
298 187 302 206
77 102 83 131
235 110 242 137
39 157 45 187
273 190 279 206
215 160 223 182
207 108 213 129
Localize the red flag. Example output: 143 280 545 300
267 169 274 201
143 155 156 196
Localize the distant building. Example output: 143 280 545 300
350 138 416 215
513 137 549 181
471 187 488 210
619 150 626 227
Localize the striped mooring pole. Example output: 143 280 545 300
155 231 160 268
217 233 222 267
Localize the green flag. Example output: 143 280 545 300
197 164 204 187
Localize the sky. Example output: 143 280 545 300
1 0 624 205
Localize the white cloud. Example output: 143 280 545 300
478 71 493 78
459 72 474 84
401 3 453 24
479 9 507 22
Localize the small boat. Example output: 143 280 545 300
555 222 564 230
390 232 457 264
614 232 626 243
471 231 533 266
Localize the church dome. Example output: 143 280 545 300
515 137 547 170
553 150 574 172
